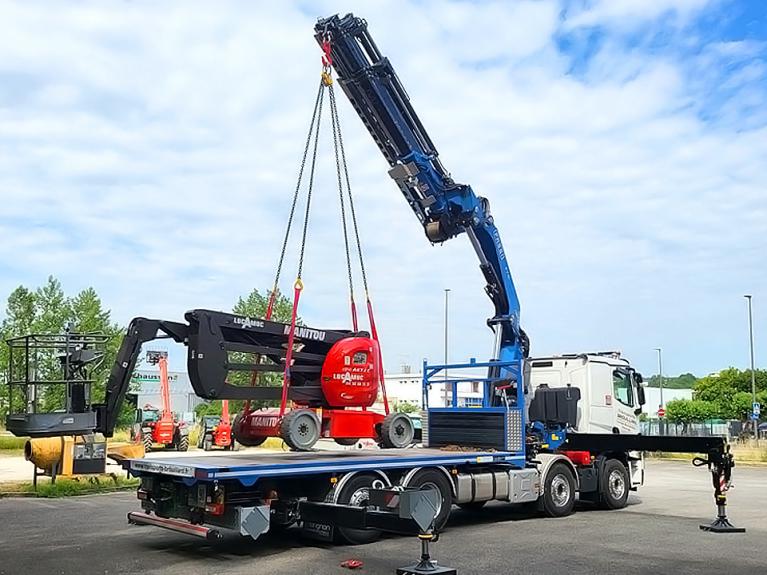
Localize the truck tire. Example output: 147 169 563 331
379 413 415 448
334 473 384 545
600 459 630 510
142 433 153 453
542 462 576 518
280 409 320 451
406 468 453 531
177 434 189 452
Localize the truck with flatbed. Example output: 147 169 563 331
5 12 743 545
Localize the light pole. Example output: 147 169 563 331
654 347 664 434
744 295 757 438
443 288 451 407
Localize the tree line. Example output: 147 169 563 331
1 279 763 428
665 367 767 425
0 278 293 426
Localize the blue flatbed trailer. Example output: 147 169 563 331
122 445 561 544
124 448 521 485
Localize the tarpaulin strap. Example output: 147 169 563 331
279 279 304 417
366 296 389 415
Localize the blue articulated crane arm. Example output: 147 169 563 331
314 14 529 368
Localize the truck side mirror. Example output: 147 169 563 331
636 384 646 407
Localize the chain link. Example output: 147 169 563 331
271 79 325 292
329 85 371 295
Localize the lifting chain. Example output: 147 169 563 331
266 33 390 415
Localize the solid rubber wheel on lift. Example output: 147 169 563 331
542 462 576 517
280 409 321 451
379 413 415 448
406 468 453 531
334 473 386 545
599 459 630 510
232 414 268 447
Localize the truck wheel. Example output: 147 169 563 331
542 462 576 518
379 413 415 448
280 409 320 451
142 433 153 453
334 474 384 545
600 459 630 510
177 435 189 452
203 435 213 451
406 468 453 531
334 438 359 447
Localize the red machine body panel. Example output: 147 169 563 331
320 337 380 408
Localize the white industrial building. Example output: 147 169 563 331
130 369 204 420
380 367 487 409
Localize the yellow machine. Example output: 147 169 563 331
25 435 145 480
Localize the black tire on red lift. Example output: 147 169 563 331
280 409 321 451
379 413 415 448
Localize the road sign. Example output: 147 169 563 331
752 402 760 420
657 407 666 418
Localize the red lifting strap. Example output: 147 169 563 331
279 280 303 417
366 296 389 415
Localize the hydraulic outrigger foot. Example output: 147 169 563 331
695 447 746 534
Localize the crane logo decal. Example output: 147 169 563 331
283 325 327 341
233 317 264 329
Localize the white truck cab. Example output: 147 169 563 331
525 352 647 490
526 351 646 435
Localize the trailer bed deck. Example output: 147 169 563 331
125 447 523 485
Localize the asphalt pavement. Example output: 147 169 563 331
0 460 764 575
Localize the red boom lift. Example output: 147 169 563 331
198 400 234 451
131 350 189 452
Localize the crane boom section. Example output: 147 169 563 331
315 14 524 362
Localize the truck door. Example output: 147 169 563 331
611 368 639 434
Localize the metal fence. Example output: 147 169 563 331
640 420 731 438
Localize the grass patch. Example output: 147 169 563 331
10 476 140 498
0 435 28 450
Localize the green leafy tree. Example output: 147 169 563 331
665 399 717 433
0 278 124 422
0 287 38 416
694 367 767 420
646 373 698 389
233 288 295 322
392 401 420 414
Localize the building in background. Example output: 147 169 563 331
381 366 486 409
130 369 204 420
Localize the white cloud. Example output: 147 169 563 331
0 0 765 379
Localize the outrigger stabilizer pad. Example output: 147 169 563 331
700 503 746 533
396 533 457 575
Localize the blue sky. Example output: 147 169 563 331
0 0 765 378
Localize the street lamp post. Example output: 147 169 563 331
744 295 757 439
443 288 451 407
654 347 664 434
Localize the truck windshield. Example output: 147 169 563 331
612 370 634 407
